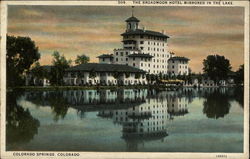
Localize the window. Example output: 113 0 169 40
140 35 144 38
148 47 150 51
133 63 135 66
126 52 128 55
102 58 105 62
140 47 144 50
172 65 174 68
141 63 143 66
140 41 144 44
133 57 135 61
126 58 128 61
116 58 118 62
148 41 150 45
120 52 123 56
116 52 118 55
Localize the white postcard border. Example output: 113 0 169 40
0 1 249 159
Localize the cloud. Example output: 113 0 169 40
7 6 244 73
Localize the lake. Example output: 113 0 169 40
6 87 244 152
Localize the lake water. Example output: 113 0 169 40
6 87 244 152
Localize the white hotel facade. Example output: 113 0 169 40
62 13 190 86
98 14 190 75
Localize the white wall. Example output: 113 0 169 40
98 57 113 64
168 60 189 75
63 71 146 86
114 34 173 75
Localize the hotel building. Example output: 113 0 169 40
98 13 190 76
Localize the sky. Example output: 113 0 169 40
7 5 244 73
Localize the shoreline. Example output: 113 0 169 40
7 85 242 92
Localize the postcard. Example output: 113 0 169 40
0 0 249 159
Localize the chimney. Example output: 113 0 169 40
162 30 165 34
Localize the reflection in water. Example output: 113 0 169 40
202 87 244 119
6 92 40 147
49 93 69 121
233 87 244 108
25 89 148 118
98 97 169 151
97 90 192 151
25 91 70 121
6 87 244 151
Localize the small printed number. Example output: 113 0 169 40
216 155 227 158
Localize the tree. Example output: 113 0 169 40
234 64 244 85
135 73 141 79
6 92 40 144
75 54 90 65
163 74 169 80
29 62 50 84
89 69 97 85
197 72 202 84
7 35 40 87
125 72 130 78
30 62 43 79
29 62 44 85
150 74 156 83
146 74 151 84
188 68 192 75
159 72 163 80
113 71 120 79
203 55 232 83
186 74 192 84
50 51 72 85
